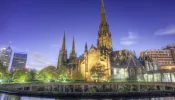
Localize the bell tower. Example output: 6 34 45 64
69 37 77 60
97 0 112 52
57 31 67 69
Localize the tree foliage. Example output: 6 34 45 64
57 67 69 81
90 63 107 82
30 69 37 81
37 66 57 81
0 65 9 81
0 61 3 67
36 66 69 82
72 70 84 81
12 68 32 82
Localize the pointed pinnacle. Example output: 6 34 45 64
72 36 75 53
61 31 66 51
85 42 88 52
101 0 105 13
101 0 107 23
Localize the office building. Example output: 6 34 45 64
11 52 27 70
0 45 12 67
140 44 175 66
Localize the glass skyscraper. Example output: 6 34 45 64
0 45 12 67
11 52 27 70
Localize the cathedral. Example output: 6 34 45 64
57 0 145 82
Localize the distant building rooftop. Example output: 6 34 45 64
14 52 27 55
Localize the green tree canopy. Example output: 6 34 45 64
57 67 69 81
12 68 32 83
37 66 57 82
0 65 9 82
30 69 37 81
90 63 107 82
72 70 84 81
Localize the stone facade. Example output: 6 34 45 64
110 49 145 81
57 0 112 82
79 45 111 81
57 0 146 82
140 44 175 66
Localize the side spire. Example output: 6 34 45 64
70 37 76 59
71 36 75 54
85 42 88 52
61 31 66 51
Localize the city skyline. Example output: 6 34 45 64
0 0 175 70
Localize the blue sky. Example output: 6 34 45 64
0 0 175 70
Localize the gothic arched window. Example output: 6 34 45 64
137 68 142 75
130 68 135 77
149 63 153 71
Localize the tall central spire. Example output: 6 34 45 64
101 0 107 23
99 0 109 34
97 0 112 51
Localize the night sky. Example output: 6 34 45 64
0 0 175 70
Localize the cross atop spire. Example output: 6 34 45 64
61 31 66 51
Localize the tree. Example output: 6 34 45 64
29 69 37 81
72 70 84 81
0 64 10 83
90 63 107 82
0 61 3 67
57 67 69 81
37 66 57 82
12 68 32 83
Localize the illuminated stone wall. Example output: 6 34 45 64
144 73 175 82
79 47 111 82
112 68 128 79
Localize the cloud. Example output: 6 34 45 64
50 44 59 47
120 41 138 45
0 43 57 70
120 32 139 46
26 51 57 70
154 26 175 35
29 52 49 64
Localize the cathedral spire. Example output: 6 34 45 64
97 0 112 51
70 37 76 59
99 0 109 33
71 37 75 54
101 0 107 24
57 31 67 69
61 31 66 51
85 42 88 52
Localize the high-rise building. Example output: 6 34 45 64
140 44 175 66
0 45 12 67
11 52 27 70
